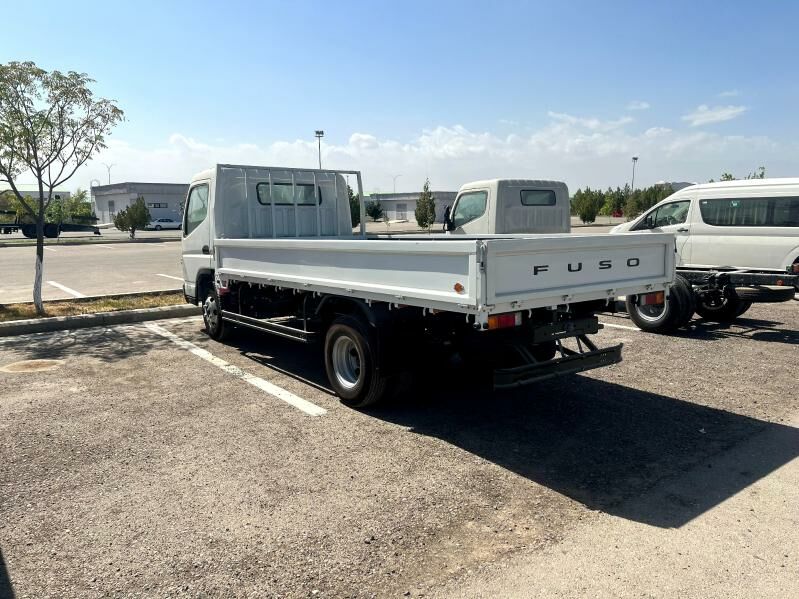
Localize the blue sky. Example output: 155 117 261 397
4 0 799 192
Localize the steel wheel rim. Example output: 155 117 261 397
332 336 362 390
634 299 667 322
203 295 219 330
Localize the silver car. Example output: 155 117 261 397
146 218 182 231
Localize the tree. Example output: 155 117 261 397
720 172 735 181
347 184 360 228
414 178 437 231
44 188 94 223
365 199 384 222
571 187 605 223
746 166 766 179
113 196 150 238
0 62 123 314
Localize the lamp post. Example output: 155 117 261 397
314 130 324 169
102 163 115 185
392 174 402 194
630 156 639 193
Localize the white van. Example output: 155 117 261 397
611 178 799 274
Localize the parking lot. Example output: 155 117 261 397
1 300 797 598
0 242 182 302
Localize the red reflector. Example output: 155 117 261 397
793 263 799 274
640 291 665 306
488 312 522 330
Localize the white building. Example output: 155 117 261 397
368 191 457 223
91 182 188 224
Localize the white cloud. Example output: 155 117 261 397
681 104 747 127
718 89 740 97
626 100 650 111
42 110 788 196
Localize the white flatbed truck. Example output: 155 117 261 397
181 165 675 407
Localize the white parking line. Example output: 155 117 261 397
43 247 57 252
47 281 86 298
143 322 327 417
155 274 183 281
600 321 641 332
94 244 116 249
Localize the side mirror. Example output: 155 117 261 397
443 206 454 231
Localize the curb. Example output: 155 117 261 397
0 304 201 337
0 288 182 308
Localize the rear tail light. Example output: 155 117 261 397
487 312 523 330
639 291 665 306
792 263 799 274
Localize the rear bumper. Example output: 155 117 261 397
494 341 623 389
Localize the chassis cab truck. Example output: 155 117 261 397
181 165 675 408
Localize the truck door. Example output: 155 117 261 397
631 198 692 266
449 189 489 235
181 182 212 300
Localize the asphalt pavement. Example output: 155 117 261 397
0 300 796 597
1 241 183 302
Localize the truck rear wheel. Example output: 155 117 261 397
626 275 692 333
324 315 388 408
695 294 743 322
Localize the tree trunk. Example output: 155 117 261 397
33 204 45 316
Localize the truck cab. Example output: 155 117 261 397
444 179 570 235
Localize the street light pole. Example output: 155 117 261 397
392 174 402 193
102 163 115 185
630 156 639 193
314 130 324 169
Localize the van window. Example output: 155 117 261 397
520 189 556 206
256 182 321 206
699 197 799 227
635 200 690 230
451 191 487 228
184 184 208 236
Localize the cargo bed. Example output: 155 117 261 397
215 232 674 322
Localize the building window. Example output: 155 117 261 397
108 200 115 214
147 202 168 208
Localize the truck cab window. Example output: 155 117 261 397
184 184 209 235
636 200 690 229
451 191 487 228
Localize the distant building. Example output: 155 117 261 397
655 181 695 192
368 191 457 223
91 182 188 224
0 183 71 203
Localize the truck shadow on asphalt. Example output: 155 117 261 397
0 547 14 599
682 316 799 345
232 328 799 530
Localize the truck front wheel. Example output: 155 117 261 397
202 287 230 341
324 316 388 408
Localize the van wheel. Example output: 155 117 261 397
735 301 753 317
695 293 743 322
202 287 230 341
324 315 388 408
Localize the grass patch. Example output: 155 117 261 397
0 291 186 323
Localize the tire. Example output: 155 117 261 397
202 286 230 341
21 224 35 238
155 225 162 231
44 223 59 238
626 282 686 333
324 315 389 408
735 300 753 317
733 285 795 303
672 275 696 329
